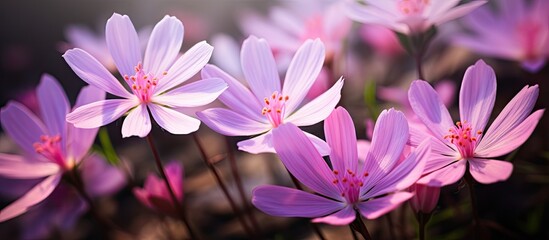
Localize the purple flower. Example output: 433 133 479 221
408 183 440 214
408 60 544 186
197 36 343 154
0 74 105 221
133 161 183 216
64 13 227 138
252 107 430 225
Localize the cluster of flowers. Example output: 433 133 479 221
0 0 546 238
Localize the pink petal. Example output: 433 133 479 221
285 77 344 126
201 64 265 122
0 153 60 179
0 174 61 222
312 205 356 225
36 74 69 139
155 41 213 94
357 140 371 163
468 158 513 184
121 104 151 138
153 78 227 108
63 48 133 98
282 39 325 114
417 160 466 187
164 161 184 201
237 131 275 154
521 58 546 73
240 36 281 101
432 1 487 26
1 102 47 155
148 104 200 135
272 123 342 201
427 0 461 17
144 15 183 77
239 13 300 51
81 154 126 197
357 191 413 220
325 107 358 174
210 34 243 78
67 99 137 129
459 60 496 133
304 131 331 156
197 108 270 136
409 125 456 156
252 185 344 218
105 13 142 77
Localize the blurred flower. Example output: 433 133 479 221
0 74 105 221
197 36 343 154
345 0 486 35
64 13 227 138
408 183 440 214
408 60 544 186
454 0 549 72
359 24 404 57
253 107 430 225
133 161 183 216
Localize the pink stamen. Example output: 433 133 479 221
123 62 167 103
33 135 67 169
332 168 369 204
398 0 430 15
261 91 289 128
444 120 482 158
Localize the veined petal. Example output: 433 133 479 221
459 60 496 133
63 48 133 98
273 123 342 201
1 102 47 155
0 153 60 179
325 107 358 174
210 34 243 78
312 205 356 225
67 99 137 129
0 174 61 222
417 160 466 187
197 108 270 136
106 13 142 77
357 192 413 220
155 41 213 94
304 131 331 157
153 78 227 108
468 158 513 184
148 104 200 135
237 132 275 154
37 74 69 139
252 185 344 218
285 78 343 126
282 39 325 114
121 104 151 138
427 0 461 17
241 36 281 100
144 15 183 76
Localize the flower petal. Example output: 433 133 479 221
63 48 133 98
153 78 227 108
312 205 356 225
417 160 466 187
241 36 281 101
36 74 69 139
1 102 47 155
105 13 142 77
431 1 487 26
468 158 513 184
252 185 344 218
121 104 151 138
197 108 270 136
325 107 358 174
357 192 413 220
148 105 201 135
67 99 137 129
144 15 183 76
282 39 325 114
0 153 60 179
237 132 275 154
81 154 126 197
0 174 61 222
459 60 497 133
155 41 213 94
285 77 343 126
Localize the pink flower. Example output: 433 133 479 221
133 161 183 215
345 0 486 35
0 74 105 221
408 60 544 186
64 13 227 138
408 183 440 214
197 36 343 154
359 24 404 57
454 0 549 72
252 107 430 225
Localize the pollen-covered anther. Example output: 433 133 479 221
261 91 289 128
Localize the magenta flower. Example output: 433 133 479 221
252 107 430 225
0 74 105 221
133 161 183 215
345 0 486 35
408 183 440 214
64 13 227 138
408 60 544 186
454 0 549 72
197 36 343 154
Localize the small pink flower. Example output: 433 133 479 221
0 74 105 221
133 161 183 215
345 0 486 35
408 183 440 214
64 13 227 138
359 24 404 57
408 60 544 186
252 107 431 225
197 36 344 154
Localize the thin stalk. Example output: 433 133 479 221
192 133 255 238
415 50 425 80
349 225 359 240
352 212 372 240
417 213 431 240
464 169 480 239
146 135 198 240
386 213 397 240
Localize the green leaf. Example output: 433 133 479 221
98 128 120 165
363 80 380 121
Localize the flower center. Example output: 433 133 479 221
123 63 167 103
33 135 68 169
443 121 482 159
331 169 369 204
398 0 429 15
261 91 289 128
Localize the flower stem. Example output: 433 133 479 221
417 212 431 240
464 169 480 239
146 134 198 240
192 133 255 238
351 211 372 240
349 225 359 240
386 212 397 240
